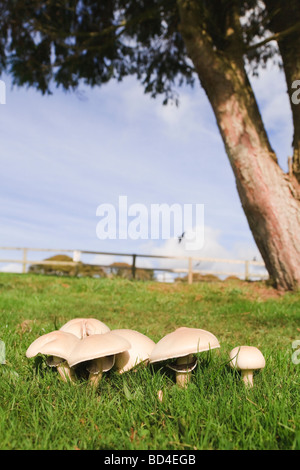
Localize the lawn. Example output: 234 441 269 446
0 273 299 450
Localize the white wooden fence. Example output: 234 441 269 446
0 246 268 284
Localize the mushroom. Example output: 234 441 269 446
26 330 80 383
229 345 266 388
67 332 131 387
59 318 110 338
111 329 155 373
149 327 220 388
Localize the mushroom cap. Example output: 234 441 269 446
59 318 110 338
149 327 220 364
229 346 265 370
111 329 156 373
67 332 131 368
86 355 115 374
26 330 80 361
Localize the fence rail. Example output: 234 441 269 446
0 246 268 284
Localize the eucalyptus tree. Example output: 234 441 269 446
1 0 300 290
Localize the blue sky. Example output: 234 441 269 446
0 61 294 277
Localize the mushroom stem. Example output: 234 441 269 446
241 369 254 388
57 363 76 383
48 355 76 383
175 354 194 389
176 371 191 388
87 357 103 388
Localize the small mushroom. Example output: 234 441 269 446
26 330 80 383
229 345 266 388
59 318 110 338
149 327 220 388
67 332 131 387
111 329 155 373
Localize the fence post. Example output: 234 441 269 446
132 254 137 279
22 248 28 274
245 260 249 281
73 250 81 277
188 257 193 285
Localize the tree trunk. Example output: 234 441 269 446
177 0 300 290
264 0 300 185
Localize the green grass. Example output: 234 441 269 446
0 273 299 450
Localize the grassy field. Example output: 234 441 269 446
0 273 299 450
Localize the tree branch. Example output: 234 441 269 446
246 20 300 51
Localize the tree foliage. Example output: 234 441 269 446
1 0 298 103
28 254 107 277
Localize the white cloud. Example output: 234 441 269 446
0 62 293 270
249 64 293 171
0 263 23 273
141 225 267 280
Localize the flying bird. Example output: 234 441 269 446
178 232 185 244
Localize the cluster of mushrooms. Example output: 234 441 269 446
26 318 266 390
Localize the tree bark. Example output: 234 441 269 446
264 0 300 185
177 0 300 290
